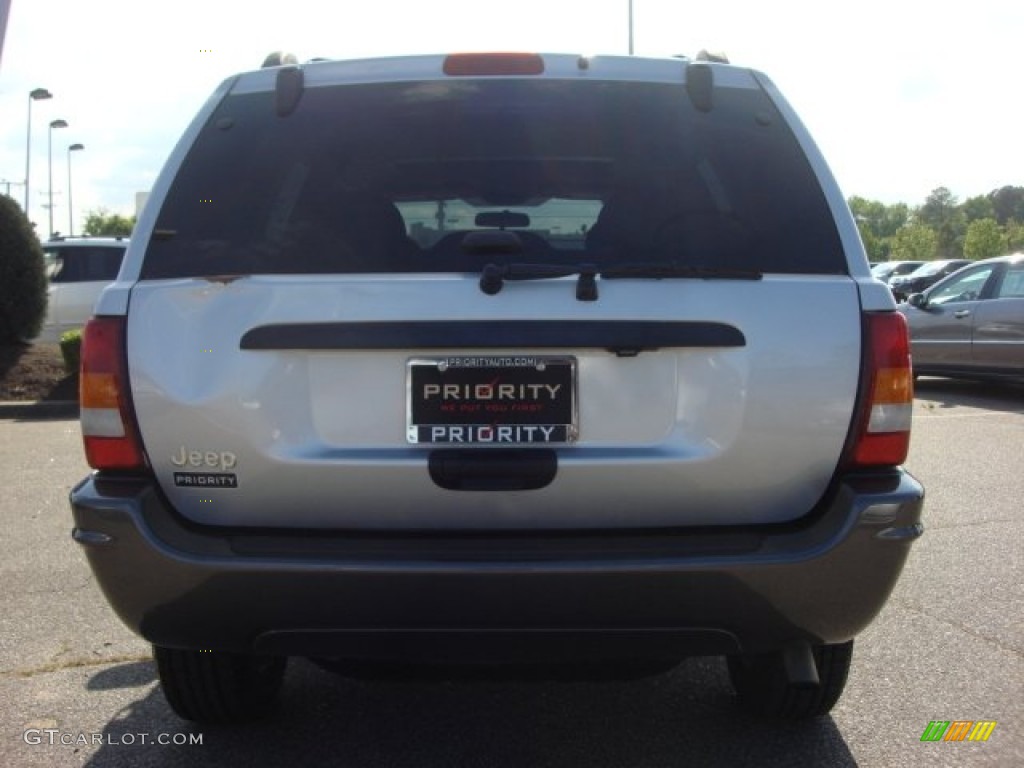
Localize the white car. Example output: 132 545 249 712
38 237 127 342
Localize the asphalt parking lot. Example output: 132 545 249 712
1 377 1021 767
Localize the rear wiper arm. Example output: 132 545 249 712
478 261 762 300
600 261 763 281
480 262 599 301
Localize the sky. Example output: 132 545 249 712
0 0 1021 236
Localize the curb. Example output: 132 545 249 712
0 400 79 420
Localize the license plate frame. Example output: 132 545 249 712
407 356 578 445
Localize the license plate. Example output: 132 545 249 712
407 356 577 444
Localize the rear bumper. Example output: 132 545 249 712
70 470 923 661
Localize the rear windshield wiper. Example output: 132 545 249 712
600 261 763 281
479 261 763 301
480 262 599 301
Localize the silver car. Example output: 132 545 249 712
900 253 1024 381
69 51 923 724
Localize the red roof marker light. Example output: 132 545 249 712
443 53 545 76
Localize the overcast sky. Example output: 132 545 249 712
1 0 1021 235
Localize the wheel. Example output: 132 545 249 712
726 641 853 719
153 645 287 724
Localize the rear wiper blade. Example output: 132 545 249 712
600 261 763 281
480 262 599 301
478 260 762 300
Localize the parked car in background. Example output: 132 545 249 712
871 260 924 284
899 253 1024 382
37 237 128 342
889 259 971 302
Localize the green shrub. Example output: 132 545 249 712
0 195 48 343
60 329 82 374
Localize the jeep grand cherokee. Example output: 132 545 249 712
70 51 924 723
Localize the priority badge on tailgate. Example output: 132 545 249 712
170 446 239 488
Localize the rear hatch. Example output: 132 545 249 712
126 55 862 530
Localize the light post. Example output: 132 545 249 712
628 0 634 55
67 143 84 236
48 118 68 238
24 87 52 216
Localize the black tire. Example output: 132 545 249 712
726 641 853 719
153 645 287 724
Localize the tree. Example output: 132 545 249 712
0 195 48 343
963 218 1004 260
890 223 937 261
1004 219 1024 252
82 207 135 237
915 187 965 259
848 197 909 261
961 195 995 224
989 186 1024 225
851 189 1023 261
856 224 883 261
916 187 957 227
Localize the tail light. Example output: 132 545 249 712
848 312 913 468
79 317 148 471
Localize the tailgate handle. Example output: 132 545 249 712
428 449 557 491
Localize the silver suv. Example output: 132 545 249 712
70 52 924 723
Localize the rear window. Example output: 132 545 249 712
997 264 1024 298
142 78 844 279
47 245 125 282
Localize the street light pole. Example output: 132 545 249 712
48 118 68 238
68 143 84 236
628 0 634 55
25 88 52 216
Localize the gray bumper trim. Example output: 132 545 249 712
70 470 924 659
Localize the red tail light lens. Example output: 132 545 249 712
850 312 913 467
80 317 147 471
443 53 545 76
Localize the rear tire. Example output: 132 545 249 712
726 641 853 719
153 645 287 724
